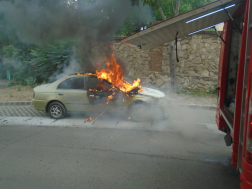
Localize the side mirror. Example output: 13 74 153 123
111 88 117 93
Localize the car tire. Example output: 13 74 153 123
128 101 151 122
48 102 67 119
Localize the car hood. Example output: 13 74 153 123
138 87 165 98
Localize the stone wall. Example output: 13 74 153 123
114 31 221 91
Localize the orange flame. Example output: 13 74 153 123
107 94 113 104
96 53 141 92
89 88 98 91
85 117 92 122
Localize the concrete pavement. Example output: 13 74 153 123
0 105 46 117
0 115 219 134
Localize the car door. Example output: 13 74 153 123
85 76 117 112
56 77 89 112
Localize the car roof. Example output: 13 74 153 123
67 73 95 76
65 74 113 85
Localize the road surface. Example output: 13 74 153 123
0 120 240 189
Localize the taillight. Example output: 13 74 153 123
245 76 252 164
33 92 35 99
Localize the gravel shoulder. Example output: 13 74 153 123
168 93 217 106
0 85 34 102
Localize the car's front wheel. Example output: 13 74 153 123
128 101 151 122
128 101 165 122
48 102 67 119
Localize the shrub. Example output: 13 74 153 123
1 40 74 85
26 77 37 87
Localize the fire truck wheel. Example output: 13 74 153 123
48 101 67 119
128 101 151 122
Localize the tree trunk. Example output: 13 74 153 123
159 7 166 20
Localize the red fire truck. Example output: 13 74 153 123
216 0 252 188
122 0 252 187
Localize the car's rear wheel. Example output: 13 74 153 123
48 102 66 119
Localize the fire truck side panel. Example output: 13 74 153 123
241 71 252 187
241 0 252 162
240 0 252 188
232 3 249 167
216 22 231 132
236 0 251 171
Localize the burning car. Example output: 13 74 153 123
32 53 166 121
32 73 165 120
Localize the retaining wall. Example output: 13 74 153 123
114 31 221 91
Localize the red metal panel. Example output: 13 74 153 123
232 143 239 167
241 157 252 188
240 0 252 187
232 0 251 168
239 0 250 157
216 22 231 132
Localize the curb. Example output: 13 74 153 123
0 101 32 106
0 101 216 110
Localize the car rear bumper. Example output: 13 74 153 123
32 99 48 111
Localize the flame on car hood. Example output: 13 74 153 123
95 52 141 93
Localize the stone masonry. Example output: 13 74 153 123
149 46 163 72
114 31 221 92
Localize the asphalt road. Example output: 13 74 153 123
0 123 240 189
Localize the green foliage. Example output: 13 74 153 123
26 77 37 87
0 13 18 48
0 62 6 79
26 41 73 83
116 1 154 36
0 40 74 86
3 45 18 58
0 2 75 85
141 0 216 21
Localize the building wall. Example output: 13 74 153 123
114 31 221 91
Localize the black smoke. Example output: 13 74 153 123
0 0 133 72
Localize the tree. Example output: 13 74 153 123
0 0 136 80
116 0 153 36
141 0 213 91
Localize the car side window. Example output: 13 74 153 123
88 77 100 89
57 77 84 90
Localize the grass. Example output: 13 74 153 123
176 89 217 97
